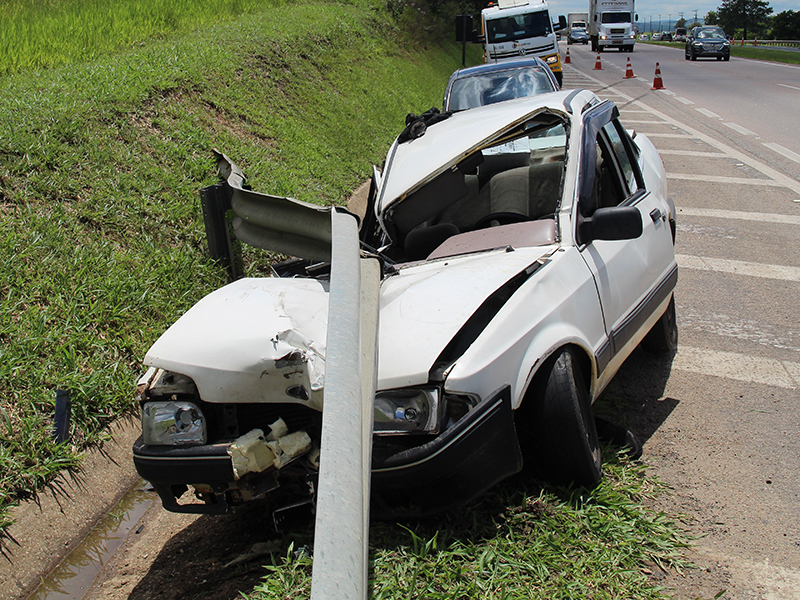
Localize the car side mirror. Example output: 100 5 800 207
556 15 567 31
580 206 643 242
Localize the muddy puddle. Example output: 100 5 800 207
28 480 155 600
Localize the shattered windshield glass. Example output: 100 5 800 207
448 67 555 111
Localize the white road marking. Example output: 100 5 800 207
660 90 677 96
763 143 800 164
668 173 784 186
638 133 688 138
673 347 800 390
660 150 728 157
677 207 800 226
778 83 800 91
620 120 665 124
565 64 800 195
632 102 800 196
695 108 722 119
676 97 695 105
676 254 800 282
724 122 757 136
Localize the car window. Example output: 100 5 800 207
698 28 724 38
448 67 555 111
601 122 637 195
485 10 551 44
579 118 641 218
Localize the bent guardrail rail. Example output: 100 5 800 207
202 151 380 599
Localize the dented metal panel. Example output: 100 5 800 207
311 210 380 600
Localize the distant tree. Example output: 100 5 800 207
771 10 800 39
717 0 773 39
676 17 687 27
704 11 718 25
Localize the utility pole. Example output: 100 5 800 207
668 13 672 31
693 9 698 26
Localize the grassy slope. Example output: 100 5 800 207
1 2 692 597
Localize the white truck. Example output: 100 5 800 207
478 0 567 86
568 12 589 31
588 0 637 52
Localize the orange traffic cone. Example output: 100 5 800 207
624 56 634 78
564 47 571 64
651 62 664 89
593 52 603 70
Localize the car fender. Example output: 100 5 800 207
443 249 606 410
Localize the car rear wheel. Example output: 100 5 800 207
521 347 602 487
641 295 678 354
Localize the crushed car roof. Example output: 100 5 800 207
376 90 577 215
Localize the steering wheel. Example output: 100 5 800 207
472 212 532 230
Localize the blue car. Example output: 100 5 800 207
568 27 589 45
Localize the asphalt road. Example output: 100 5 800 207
562 42 800 598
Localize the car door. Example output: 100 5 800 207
575 101 677 377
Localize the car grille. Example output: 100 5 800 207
610 28 625 34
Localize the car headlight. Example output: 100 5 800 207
374 389 440 435
142 401 207 445
545 54 559 65
693 41 703 46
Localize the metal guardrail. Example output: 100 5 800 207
203 151 380 599
311 211 380 600
733 39 800 47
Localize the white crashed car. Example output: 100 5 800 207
133 89 677 519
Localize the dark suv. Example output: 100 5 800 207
685 26 730 61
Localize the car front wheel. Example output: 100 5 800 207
522 347 602 487
641 295 678 354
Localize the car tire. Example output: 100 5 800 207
640 295 678 354
717 56 722 61
690 49 697 61
522 347 602 488
555 71 563 87
724 54 730 61
684 50 690 60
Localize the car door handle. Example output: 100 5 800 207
649 208 663 222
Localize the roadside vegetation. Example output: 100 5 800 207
247 453 691 599
1 0 692 596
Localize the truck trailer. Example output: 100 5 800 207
568 12 589 31
588 0 637 52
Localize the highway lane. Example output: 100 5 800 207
560 47 800 599
563 42 800 181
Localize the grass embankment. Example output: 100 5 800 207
0 0 278 75
1 0 691 596
645 40 800 64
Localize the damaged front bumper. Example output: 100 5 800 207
132 385 522 517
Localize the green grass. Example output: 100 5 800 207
244 453 691 599
642 40 800 65
0 0 471 528
0 0 286 75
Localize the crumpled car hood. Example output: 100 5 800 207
145 246 555 407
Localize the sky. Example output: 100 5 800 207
544 0 796 30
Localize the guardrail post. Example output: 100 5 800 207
311 209 380 600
